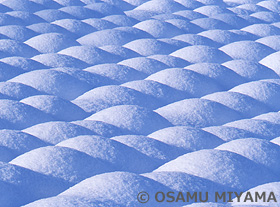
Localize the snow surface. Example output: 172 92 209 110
0 0 280 206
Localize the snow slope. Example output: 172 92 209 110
0 0 280 206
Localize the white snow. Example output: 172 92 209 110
1 0 280 206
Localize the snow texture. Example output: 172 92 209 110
0 0 280 206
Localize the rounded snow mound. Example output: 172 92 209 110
81 18 116 30
253 112 280 124
59 6 99 20
77 29 137 47
60 172 171 206
58 45 121 64
155 149 277 190
52 19 96 36
0 129 47 157
250 11 280 23
123 38 178 56
203 125 257 141
172 33 217 46
143 171 233 202
134 0 186 14
0 39 38 58
148 54 189 68
57 135 159 173
186 63 244 89
31 53 88 68
10 146 114 183
194 5 232 17
23 121 95 144
34 9 73 22
21 95 88 121
1 56 47 71
0 99 53 130
171 45 231 63
173 0 203 9
52 0 86 7
202 91 271 117
223 59 279 80
241 23 280 37
260 51 280 76
99 45 141 60
9 69 92 100
25 33 79 53
102 14 138 26
219 41 275 61
155 98 242 127
230 80 280 110
0 82 42 100
198 29 248 45
122 79 189 104
256 35 280 51
224 119 280 139
0 161 71 207
86 105 172 135
23 196 125 207
119 57 168 75
85 64 146 84
148 126 223 151
216 138 280 173
0 25 36 41
112 135 186 163
1 0 45 13
73 85 161 113
191 17 232 30
27 22 69 34
146 68 223 97
72 120 132 137
133 19 183 38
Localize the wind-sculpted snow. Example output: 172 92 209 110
0 0 280 206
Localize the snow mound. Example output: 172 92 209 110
112 134 186 163
230 80 280 110
202 91 271 117
119 57 168 74
171 45 231 63
0 99 53 129
219 41 275 61
25 33 79 53
155 149 278 190
9 69 92 100
148 126 223 151
260 51 280 75
23 121 95 144
1 0 280 205
0 161 71 207
87 105 172 135
216 138 280 173
59 172 172 206
10 146 114 183
146 68 223 96
155 98 242 127
122 79 189 104
21 95 88 121
73 85 160 113
57 135 159 172
85 63 146 83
